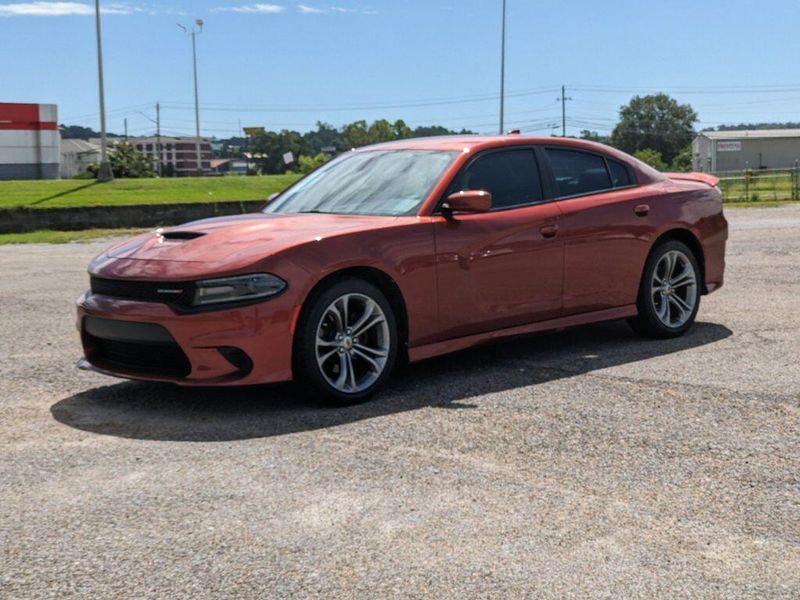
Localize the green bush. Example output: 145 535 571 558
633 148 668 171
297 153 331 174
87 142 155 178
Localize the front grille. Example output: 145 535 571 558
82 316 191 377
90 276 194 306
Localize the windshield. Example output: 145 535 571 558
265 150 457 216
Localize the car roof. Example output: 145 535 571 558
359 135 665 184
360 134 608 153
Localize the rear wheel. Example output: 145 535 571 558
628 240 701 338
294 278 398 405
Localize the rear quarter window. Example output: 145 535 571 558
608 158 635 188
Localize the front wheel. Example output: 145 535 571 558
628 240 701 338
294 278 398 405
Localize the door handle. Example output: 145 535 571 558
540 224 559 238
634 204 650 217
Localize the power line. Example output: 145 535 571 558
158 87 560 114
569 84 800 95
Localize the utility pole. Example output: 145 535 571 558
156 101 162 176
557 85 572 137
124 117 128 140
138 107 162 175
499 0 506 134
179 19 204 176
94 0 113 181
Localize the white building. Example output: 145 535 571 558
0 102 59 180
60 139 100 178
129 136 212 176
693 129 800 172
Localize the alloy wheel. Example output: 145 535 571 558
651 249 698 328
315 293 391 394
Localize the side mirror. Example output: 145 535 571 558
443 190 492 214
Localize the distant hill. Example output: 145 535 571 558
60 124 121 140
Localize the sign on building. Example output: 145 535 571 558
717 141 742 152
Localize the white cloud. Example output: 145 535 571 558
297 4 375 15
297 4 323 13
0 1 134 16
212 3 285 13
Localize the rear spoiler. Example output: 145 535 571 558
664 172 719 187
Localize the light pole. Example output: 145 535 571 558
499 0 506 134
94 0 113 181
179 19 204 176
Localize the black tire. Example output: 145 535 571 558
293 277 399 405
628 240 701 338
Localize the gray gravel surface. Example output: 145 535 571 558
1 206 799 599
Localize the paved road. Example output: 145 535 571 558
2 207 799 599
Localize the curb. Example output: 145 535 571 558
0 200 266 234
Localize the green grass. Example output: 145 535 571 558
724 200 799 208
718 171 797 202
0 228 148 244
0 174 300 209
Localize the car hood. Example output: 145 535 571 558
102 212 400 264
89 212 407 281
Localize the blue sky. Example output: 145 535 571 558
2 0 800 139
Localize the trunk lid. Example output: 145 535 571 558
664 172 720 187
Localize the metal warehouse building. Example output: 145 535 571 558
0 102 60 180
693 129 800 173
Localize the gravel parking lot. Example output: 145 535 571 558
1 206 799 599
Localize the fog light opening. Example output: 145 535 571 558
217 347 254 375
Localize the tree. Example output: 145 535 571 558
60 124 119 140
248 130 309 174
413 125 452 138
633 148 667 171
392 119 413 140
579 130 610 144
217 119 477 170
670 145 693 172
303 122 343 154
342 120 371 149
711 121 800 131
298 152 331 174
610 93 697 165
366 119 396 144
88 142 154 178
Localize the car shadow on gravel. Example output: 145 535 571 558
51 320 732 442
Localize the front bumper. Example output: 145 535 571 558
76 291 298 386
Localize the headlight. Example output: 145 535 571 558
192 273 286 306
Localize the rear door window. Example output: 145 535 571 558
546 149 613 198
448 149 543 210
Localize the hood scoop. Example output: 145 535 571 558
159 230 206 241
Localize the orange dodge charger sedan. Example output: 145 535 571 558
77 135 727 404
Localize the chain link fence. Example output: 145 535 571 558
715 167 800 202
